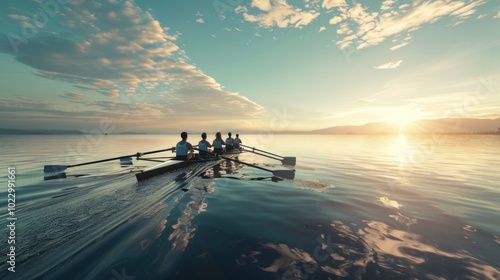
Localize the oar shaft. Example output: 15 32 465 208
241 144 284 159
68 156 133 168
219 155 273 173
244 149 282 161
67 148 174 168
140 147 175 156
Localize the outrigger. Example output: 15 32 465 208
43 146 295 181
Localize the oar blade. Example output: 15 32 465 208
120 157 133 166
44 165 67 173
272 169 295 180
281 157 296 166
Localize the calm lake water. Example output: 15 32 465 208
0 134 499 279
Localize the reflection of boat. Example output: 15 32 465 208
135 150 241 181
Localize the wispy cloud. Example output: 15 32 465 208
332 0 486 50
374 60 403 69
196 18 205 23
319 26 326 32
390 42 409 51
390 35 412 51
494 11 500 19
60 91 88 100
235 5 248 13
242 0 320 28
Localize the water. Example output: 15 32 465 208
0 134 499 279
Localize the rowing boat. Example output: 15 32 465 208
135 149 242 181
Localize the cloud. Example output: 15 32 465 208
374 60 403 69
380 0 395 11
390 42 409 51
235 5 248 13
196 18 205 23
390 35 412 51
242 0 320 28
319 26 326 32
0 0 265 125
494 11 500 19
322 0 347 9
60 91 88 99
329 16 342 25
4 96 51 109
399 4 410 10
334 0 486 50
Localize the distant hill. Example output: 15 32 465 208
0 128 84 135
312 118 500 134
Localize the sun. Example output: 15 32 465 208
385 117 417 132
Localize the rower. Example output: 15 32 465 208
233 133 242 149
176 131 194 160
198 132 212 157
212 132 226 154
225 132 234 152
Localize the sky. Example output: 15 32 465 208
0 0 499 133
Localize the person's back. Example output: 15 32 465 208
233 133 242 149
176 132 193 160
212 132 225 154
225 132 234 151
198 132 212 157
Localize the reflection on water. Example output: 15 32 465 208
378 196 402 209
248 219 499 279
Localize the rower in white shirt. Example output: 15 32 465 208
225 132 234 151
175 131 194 160
233 133 242 150
212 132 226 154
198 132 212 157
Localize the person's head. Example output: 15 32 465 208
201 132 207 139
236 133 239 138
216 132 221 139
180 131 188 140
228 132 232 137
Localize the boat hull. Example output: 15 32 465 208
135 150 241 181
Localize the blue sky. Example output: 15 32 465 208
0 0 499 132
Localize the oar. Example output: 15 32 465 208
241 144 296 166
44 147 175 173
193 149 295 180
